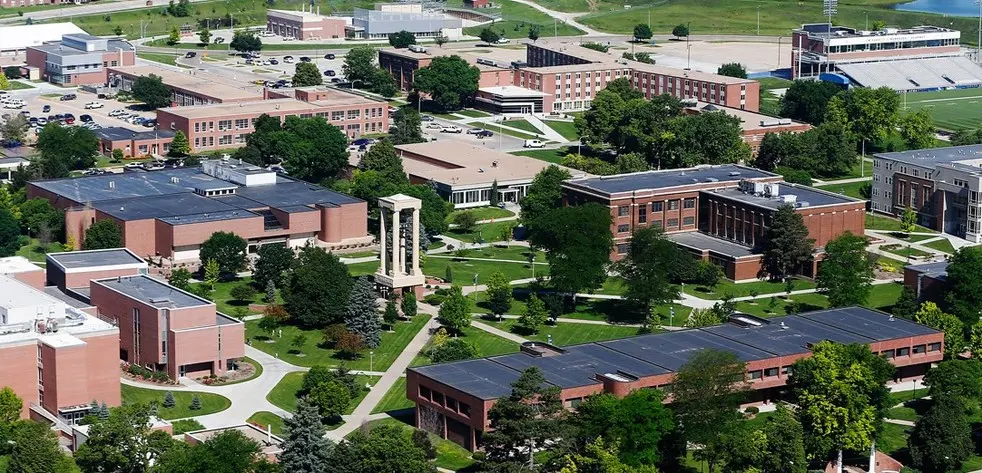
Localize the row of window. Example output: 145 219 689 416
616 216 695 234
617 198 696 218
881 342 941 358
825 38 959 54
418 386 472 417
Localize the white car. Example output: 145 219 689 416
259 31 275 37
441 125 463 133
524 139 545 148
425 122 443 129
466 128 484 135
36 118 48 126
84 101 104 109
496 38 510 44
3 102 23 109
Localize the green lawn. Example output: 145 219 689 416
120 385 231 420
371 378 413 414
923 238 956 254
877 422 911 461
171 419 205 435
7 81 35 90
191 276 273 316
412 323 520 367
422 255 546 285
16 238 63 263
444 220 522 244
441 244 546 262
882 244 932 259
247 411 285 436
446 206 515 223
479 318 641 345
509 148 568 164
463 0 584 38
683 277 816 300
478 123 539 140
347 260 381 276
865 213 936 233
245 313 431 371
757 77 792 117
815 180 870 200
906 87 982 131
456 109 492 118
542 120 579 141
734 282 903 318
136 52 183 67
500 118 544 136
266 371 379 413
841 159 874 180
354 418 476 471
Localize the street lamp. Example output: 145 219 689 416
977 0 982 64
370 351 374 372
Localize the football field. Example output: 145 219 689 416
905 88 982 132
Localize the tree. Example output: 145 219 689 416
452 211 477 234
400 184 452 236
342 46 378 87
163 391 177 408
478 27 500 45
310 380 350 421
665 110 750 167
8 420 75 473
345 276 381 348
530 204 613 297
167 26 180 45
265 116 349 183
516 293 548 334
283 246 353 327
924 359 982 401
484 367 565 470
292 61 323 87
717 62 747 79
75 404 177 473
788 342 893 473
253 244 294 290
909 396 973 473
434 34 449 47
168 130 190 157
3 66 22 79
520 165 572 237
198 27 211 45
0 209 20 257
82 219 122 250
573 389 675 467
300 364 358 399
825 86 900 146
264 279 276 303
230 284 256 302
437 284 470 334
189 395 201 410
672 349 749 472
388 30 416 48
779 80 842 125
489 180 500 207
34 124 98 177
383 299 398 329
329 424 436 473
279 396 333 473
0 115 27 144
485 270 512 318
401 292 417 318
558 437 657 473
389 108 426 145
358 139 407 185
413 56 480 112
426 336 479 363
694 260 723 291
131 73 173 110
373 69 397 98
230 30 262 53
816 231 875 307
945 246 982 327
527 25 540 42
899 109 936 150
893 285 919 319
759 405 807 473
617 227 683 323
0 387 22 426
202 259 219 290
901 206 918 235
19 198 62 242
914 302 965 359
199 231 247 278
762 204 814 280
632 23 652 42
672 23 689 39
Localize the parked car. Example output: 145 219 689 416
441 125 463 134
109 109 124 117
260 31 275 37
60 94 76 101
324 53 336 60
495 38 510 44
79 114 92 122
330 78 341 83
42 105 50 113
325 70 336 77
476 130 494 138
283 56 294 63
351 138 376 147
185 51 197 58
523 139 545 148
84 101 104 109
299 56 311 62
269 59 279 65
425 122 443 129
64 116 75 124
36 118 48 126
420 115 434 122
466 128 484 135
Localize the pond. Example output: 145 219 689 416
894 0 981 17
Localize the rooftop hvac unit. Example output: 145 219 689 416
779 118 792 125
705 177 719 182
408 44 427 53
728 171 742 177
780 194 797 204
765 183 780 197
797 201 810 208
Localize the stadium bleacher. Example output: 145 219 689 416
837 56 982 91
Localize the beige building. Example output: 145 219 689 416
110 66 263 106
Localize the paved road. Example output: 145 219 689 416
0 0 211 23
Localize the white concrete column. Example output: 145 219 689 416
392 208 402 275
412 208 421 276
379 208 387 275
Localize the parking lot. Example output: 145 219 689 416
3 88 159 143
421 116 527 152
180 51 349 87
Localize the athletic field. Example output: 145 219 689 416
905 88 982 131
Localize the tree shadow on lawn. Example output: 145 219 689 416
488 289 646 326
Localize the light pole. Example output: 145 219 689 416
757 5 760 36
864 11 868 31
370 351 374 372
977 0 982 63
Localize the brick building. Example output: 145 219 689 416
681 101 812 155
109 66 263 106
26 160 372 264
26 33 135 86
95 127 176 158
45 248 149 293
267 7 346 40
0 272 120 425
379 47 513 92
89 274 244 379
516 43 760 113
562 165 865 280
155 87 388 151
870 144 982 243
408 307 943 450
903 261 949 302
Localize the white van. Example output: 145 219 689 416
523 139 545 148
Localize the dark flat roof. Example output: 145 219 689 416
47 248 144 269
703 315 873 356
95 274 210 309
708 184 859 210
93 193 242 221
95 127 174 142
564 165 775 196
875 144 982 167
802 307 940 340
600 329 775 371
666 231 757 258
906 261 949 278
412 359 522 400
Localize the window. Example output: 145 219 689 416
668 200 679 210
432 391 444 405
928 342 942 352
652 201 663 212
347 109 360 119
667 218 679 228
618 206 629 217
616 243 630 254
218 119 232 131
912 344 926 354
682 216 695 226
638 206 647 224
234 118 249 129
881 349 895 359
764 367 779 377
897 347 910 356
652 220 663 229
446 396 458 411
748 370 762 380
683 198 695 209
617 224 630 233
781 366 792 375
419 386 431 400
569 397 584 408
459 402 471 417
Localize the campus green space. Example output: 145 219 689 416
462 0 584 39
477 123 539 140
906 88 982 131
422 254 546 284
245 313 431 371
882 244 932 260
923 238 956 254
371 378 414 414
542 120 579 141
682 277 816 300
438 244 546 262
733 282 904 318
573 0 982 42
446 206 515 223
246 411 285 436
136 52 184 67
815 180 869 200
443 220 521 244
500 118 544 135
480 317 641 345
347 260 381 276
353 417 476 471
412 324 520 367
266 371 378 413
120 385 231 420
0 1 83 17
456 109 492 118
865 213 935 233
15 238 62 263
6 81 35 90
171 419 206 435
190 276 277 316
757 77 792 117
509 147 567 164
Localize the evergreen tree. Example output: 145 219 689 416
345 277 381 348
163 391 176 408
893 285 919 319
189 395 201 411
484 367 566 470
169 131 190 156
264 279 276 304
762 204 814 280
489 180 499 206
89 399 99 415
518 293 548 333
444 265 453 283
485 270 512 317
280 396 333 473
99 402 110 420
384 299 399 329
437 284 470 334
909 396 974 473
401 292 417 318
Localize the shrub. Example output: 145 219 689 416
189 395 201 410
744 406 759 415
163 391 176 408
230 284 257 301
423 294 445 305
412 430 437 459
322 323 348 346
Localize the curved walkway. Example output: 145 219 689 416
507 0 609 36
